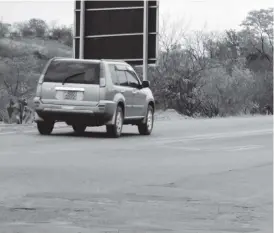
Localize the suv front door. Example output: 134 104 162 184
115 66 134 118
125 69 146 117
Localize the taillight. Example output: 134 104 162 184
99 64 106 87
36 74 44 97
38 74 44 84
36 83 42 97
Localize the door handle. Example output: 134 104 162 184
132 89 138 94
120 90 125 93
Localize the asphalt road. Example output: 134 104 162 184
0 116 272 233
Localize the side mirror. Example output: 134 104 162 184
142 80 150 88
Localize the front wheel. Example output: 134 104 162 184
138 105 154 135
37 121 54 135
106 106 124 138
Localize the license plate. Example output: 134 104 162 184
64 91 77 100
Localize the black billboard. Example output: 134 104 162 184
74 1 159 65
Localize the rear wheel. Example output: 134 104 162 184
138 105 154 135
72 124 86 134
106 106 124 138
37 121 54 135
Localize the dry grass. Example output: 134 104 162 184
0 37 72 58
0 37 72 119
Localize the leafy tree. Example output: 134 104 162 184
0 22 10 38
240 8 273 67
49 24 73 47
14 22 33 37
149 8 273 117
13 18 48 38
28 18 48 38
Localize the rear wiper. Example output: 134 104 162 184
62 72 85 85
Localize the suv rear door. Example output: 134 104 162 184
40 59 101 107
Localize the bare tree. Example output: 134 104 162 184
159 13 189 52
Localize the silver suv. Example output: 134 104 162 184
33 57 155 138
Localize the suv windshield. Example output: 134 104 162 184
44 60 100 84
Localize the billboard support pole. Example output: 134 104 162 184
142 0 149 81
79 0 85 59
72 0 77 58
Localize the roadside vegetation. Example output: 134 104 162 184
0 8 273 123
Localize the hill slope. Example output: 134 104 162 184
0 37 72 121
0 37 72 59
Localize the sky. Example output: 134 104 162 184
0 0 273 32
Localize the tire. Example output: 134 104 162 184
37 121 54 135
72 124 86 134
106 105 124 138
138 105 154 135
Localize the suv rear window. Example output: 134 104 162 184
43 60 100 84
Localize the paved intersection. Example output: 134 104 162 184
0 116 272 233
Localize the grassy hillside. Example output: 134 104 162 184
0 37 72 59
0 37 72 122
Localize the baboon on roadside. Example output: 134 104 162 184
263 104 273 115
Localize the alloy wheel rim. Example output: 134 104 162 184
147 110 153 131
116 111 122 133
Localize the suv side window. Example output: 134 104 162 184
125 70 140 88
116 70 128 87
109 64 119 85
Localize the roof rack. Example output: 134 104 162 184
53 57 129 64
101 59 127 63
53 57 101 62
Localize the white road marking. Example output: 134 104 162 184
0 143 265 156
157 144 264 152
158 145 201 151
0 131 17 135
225 145 264 151
29 147 83 154
0 147 86 156
153 129 272 146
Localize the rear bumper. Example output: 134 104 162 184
34 97 116 124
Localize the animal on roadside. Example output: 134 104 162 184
263 104 273 115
